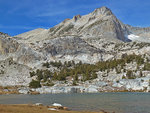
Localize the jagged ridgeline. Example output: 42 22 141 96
0 6 150 93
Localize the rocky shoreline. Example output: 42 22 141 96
18 75 150 94
1 77 150 94
1 75 150 94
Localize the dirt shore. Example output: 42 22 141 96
0 104 109 113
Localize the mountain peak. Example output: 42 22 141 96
73 15 81 22
92 6 112 16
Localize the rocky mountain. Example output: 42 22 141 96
16 7 129 43
1 6 150 93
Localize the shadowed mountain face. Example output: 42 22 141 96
39 36 102 56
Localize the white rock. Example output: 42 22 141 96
112 82 123 88
48 108 57 111
84 85 99 93
52 103 62 107
35 103 43 106
18 88 29 94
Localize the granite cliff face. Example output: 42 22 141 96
0 33 44 67
0 58 31 86
0 6 150 92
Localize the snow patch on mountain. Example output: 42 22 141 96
127 34 140 41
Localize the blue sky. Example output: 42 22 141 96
0 0 150 36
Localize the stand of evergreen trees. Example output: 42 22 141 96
29 54 150 88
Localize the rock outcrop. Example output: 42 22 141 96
0 58 31 86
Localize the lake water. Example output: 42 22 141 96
0 92 150 113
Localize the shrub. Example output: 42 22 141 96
29 80 41 88
122 75 126 79
43 62 50 68
92 73 97 79
50 61 62 68
73 74 78 81
116 80 120 83
44 81 54 86
126 70 135 79
29 71 36 77
57 73 66 81
72 80 77 86
143 63 150 71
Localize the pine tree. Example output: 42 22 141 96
139 70 143 77
53 72 58 80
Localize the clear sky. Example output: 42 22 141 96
0 0 150 36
